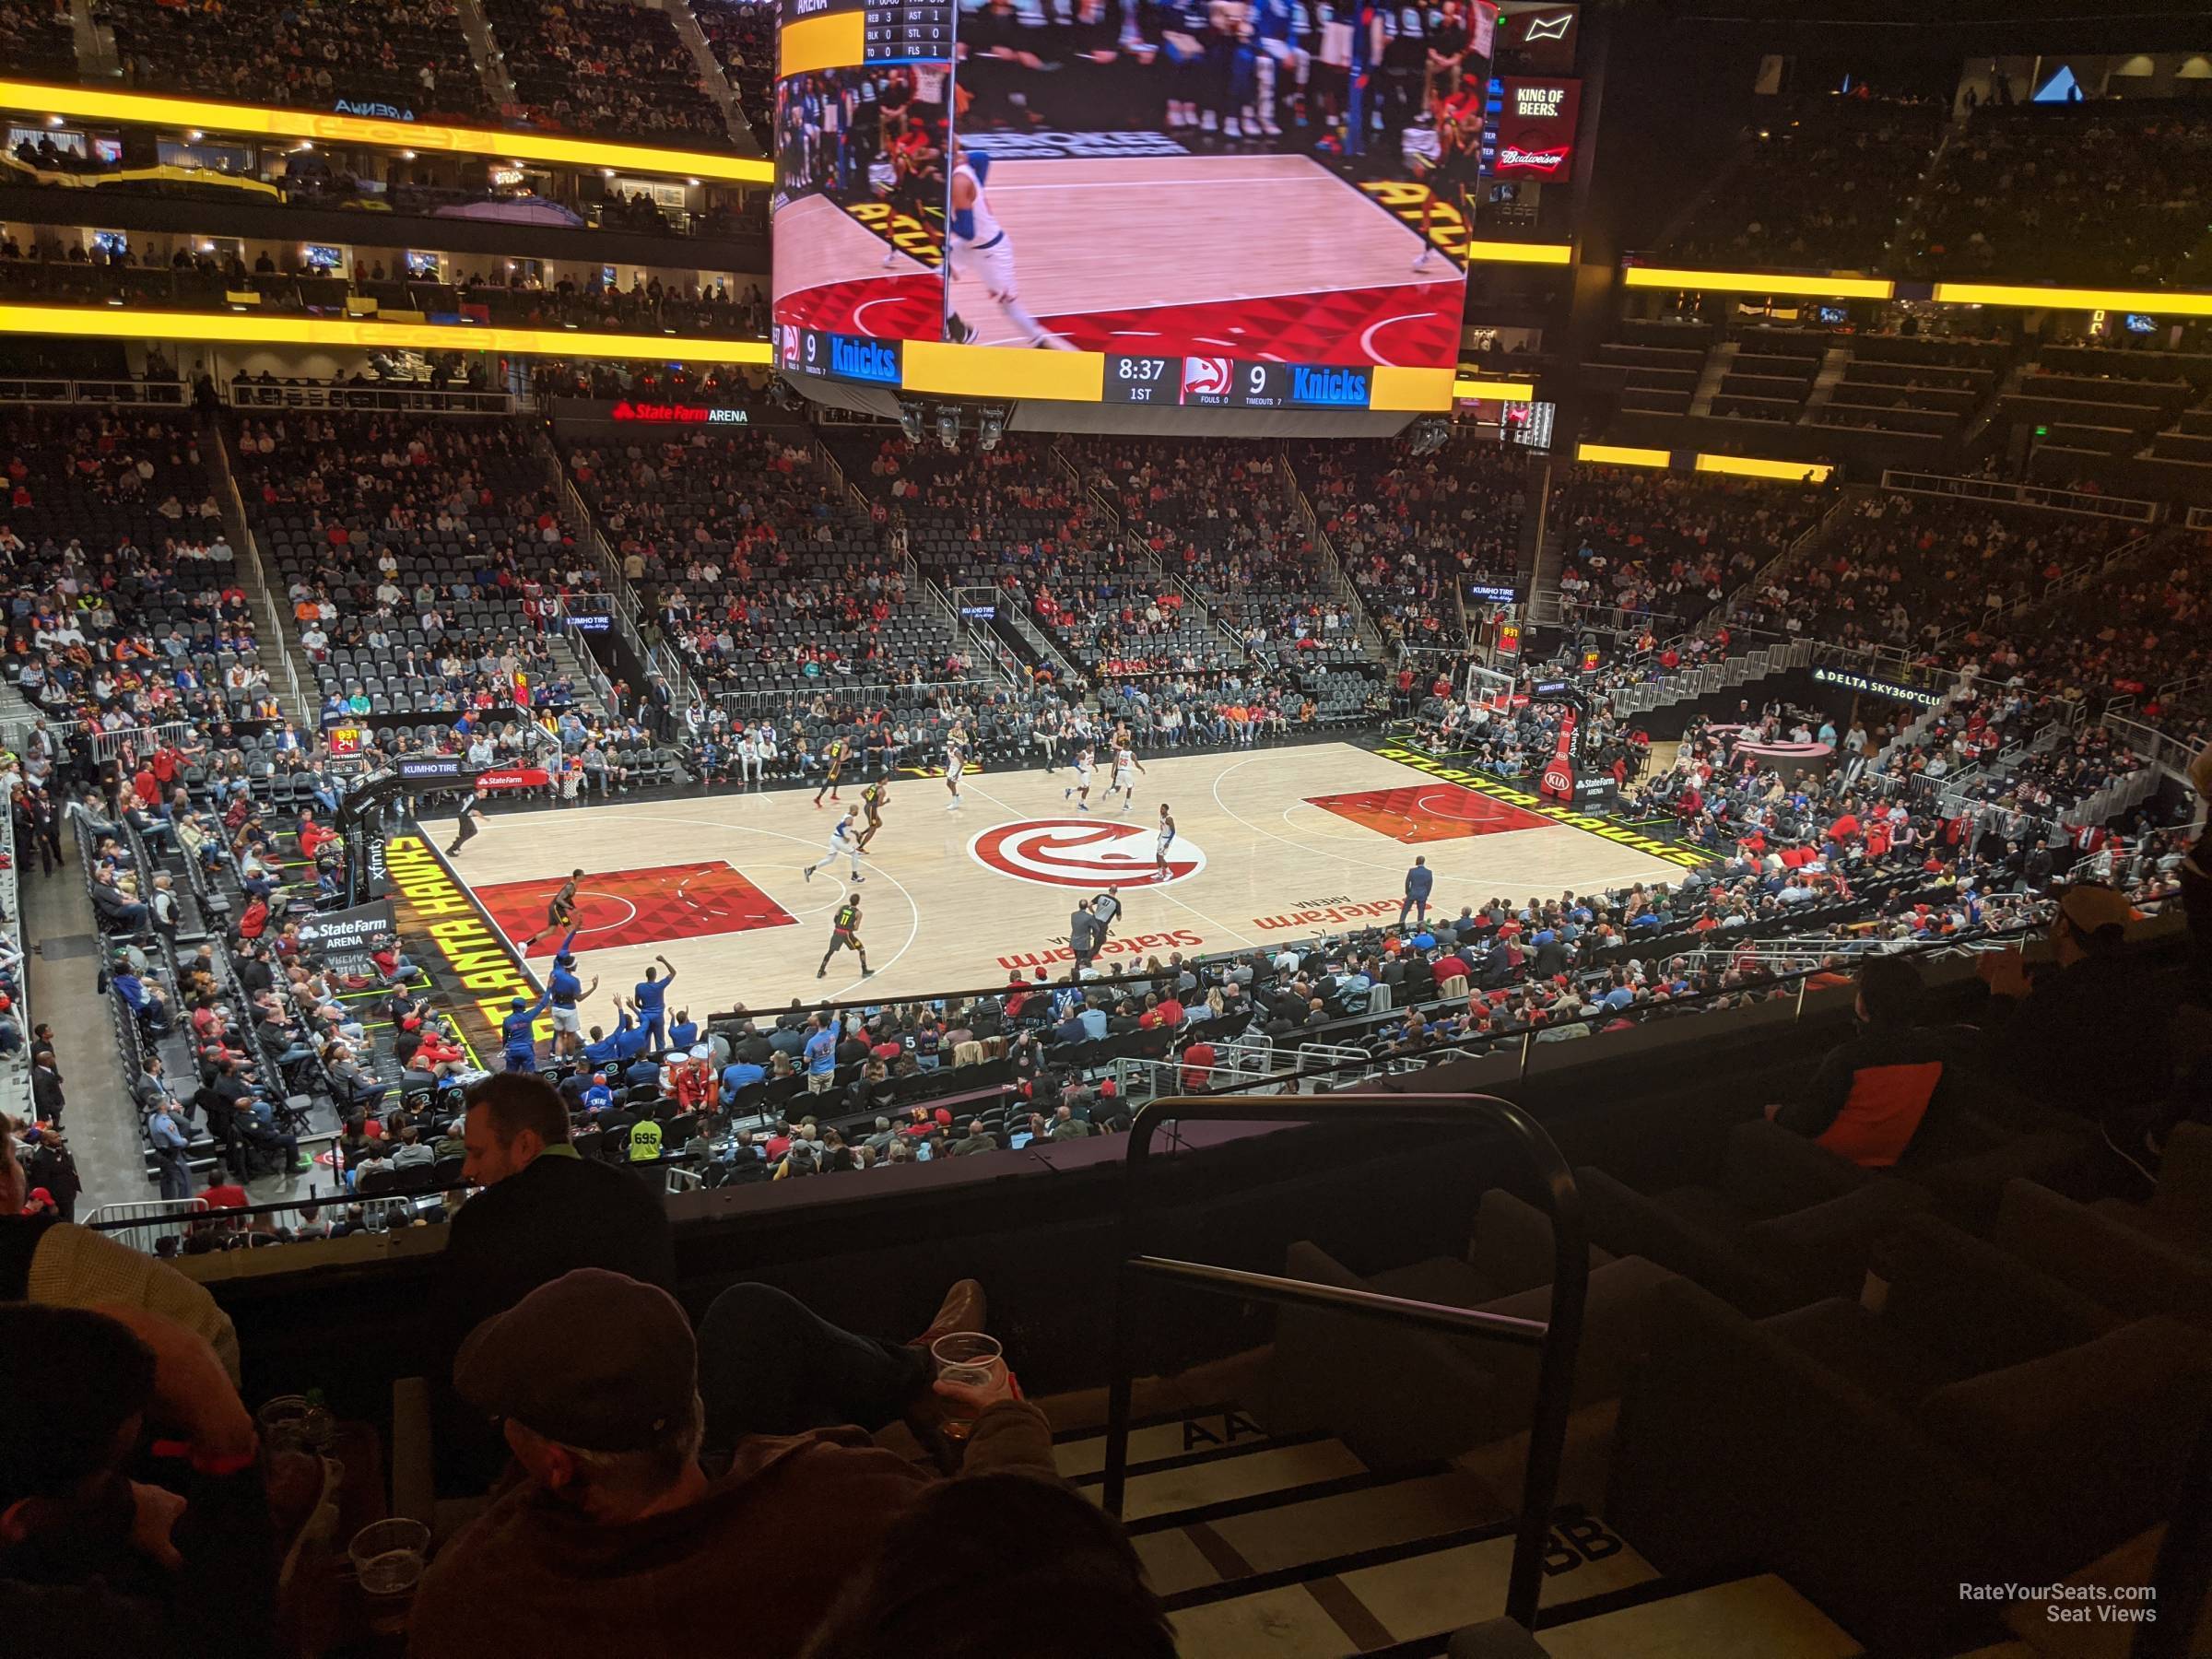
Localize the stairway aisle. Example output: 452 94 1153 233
202 410 314 724
453 0 518 112
666 0 767 157
0 677 42 730
22 859 149 1216
1032 1380 1869 1658
1802 346 1853 420
1687 342 1737 420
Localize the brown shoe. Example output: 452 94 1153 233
910 1278 986 1352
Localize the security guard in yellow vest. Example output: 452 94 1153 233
627 1116 665 1163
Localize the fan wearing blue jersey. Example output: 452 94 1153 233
945 137 1076 351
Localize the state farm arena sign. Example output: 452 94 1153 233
609 400 751 425
969 818 1206 888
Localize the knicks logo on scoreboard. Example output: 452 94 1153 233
969 819 1206 888
1182 356 1233 399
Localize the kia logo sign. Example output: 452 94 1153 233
969 818 1205 888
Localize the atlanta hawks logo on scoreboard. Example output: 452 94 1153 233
1181 357 1234 400
969 819 1206 888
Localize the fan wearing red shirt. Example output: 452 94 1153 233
1180 1041 1218 1090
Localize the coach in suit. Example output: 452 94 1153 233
1399 856 1435 930
1069 901 1103 971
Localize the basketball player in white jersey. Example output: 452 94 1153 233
1064 746 1096 812
1109 744 1146 812
943 724 969 812
803 806 866 883
1155 804 1177 877
944 135 1076 351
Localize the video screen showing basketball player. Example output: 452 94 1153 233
771 64 954 341
941 0 1499 365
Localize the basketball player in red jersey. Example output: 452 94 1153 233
1413 78 1485 273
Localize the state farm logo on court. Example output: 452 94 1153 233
969 818 1206 888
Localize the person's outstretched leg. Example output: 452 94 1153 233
696 1279 981 1445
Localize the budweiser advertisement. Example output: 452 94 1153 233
1496 4 1577 75
1488 78 1581 182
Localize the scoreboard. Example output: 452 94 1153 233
772 0 1483 415
779 322 902 387
776 321 1462 410
857 0 950 63
1104 353 1375 410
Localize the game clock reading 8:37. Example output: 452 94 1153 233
1104 353 1174 404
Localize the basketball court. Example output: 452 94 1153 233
417 744 1697 1015
771 189 943 339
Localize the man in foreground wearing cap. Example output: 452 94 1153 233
411 1268 1053 1659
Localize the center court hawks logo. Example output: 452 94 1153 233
970 818 1206 888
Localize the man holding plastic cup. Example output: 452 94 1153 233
410 1269 1054 1659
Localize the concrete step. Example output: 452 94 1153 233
1045 1400 1865 1659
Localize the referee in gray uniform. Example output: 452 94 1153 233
445 787 484 857
1090 885 1124 947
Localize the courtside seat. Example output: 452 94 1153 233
1574 1118 1929 1317
1608 1223 2212 1653
1262 1190 1677 1468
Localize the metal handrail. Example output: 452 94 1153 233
1877 468 2161 524
203 406 312 722
1101 1091 1586 1633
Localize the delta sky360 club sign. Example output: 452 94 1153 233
968 818 1206 888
